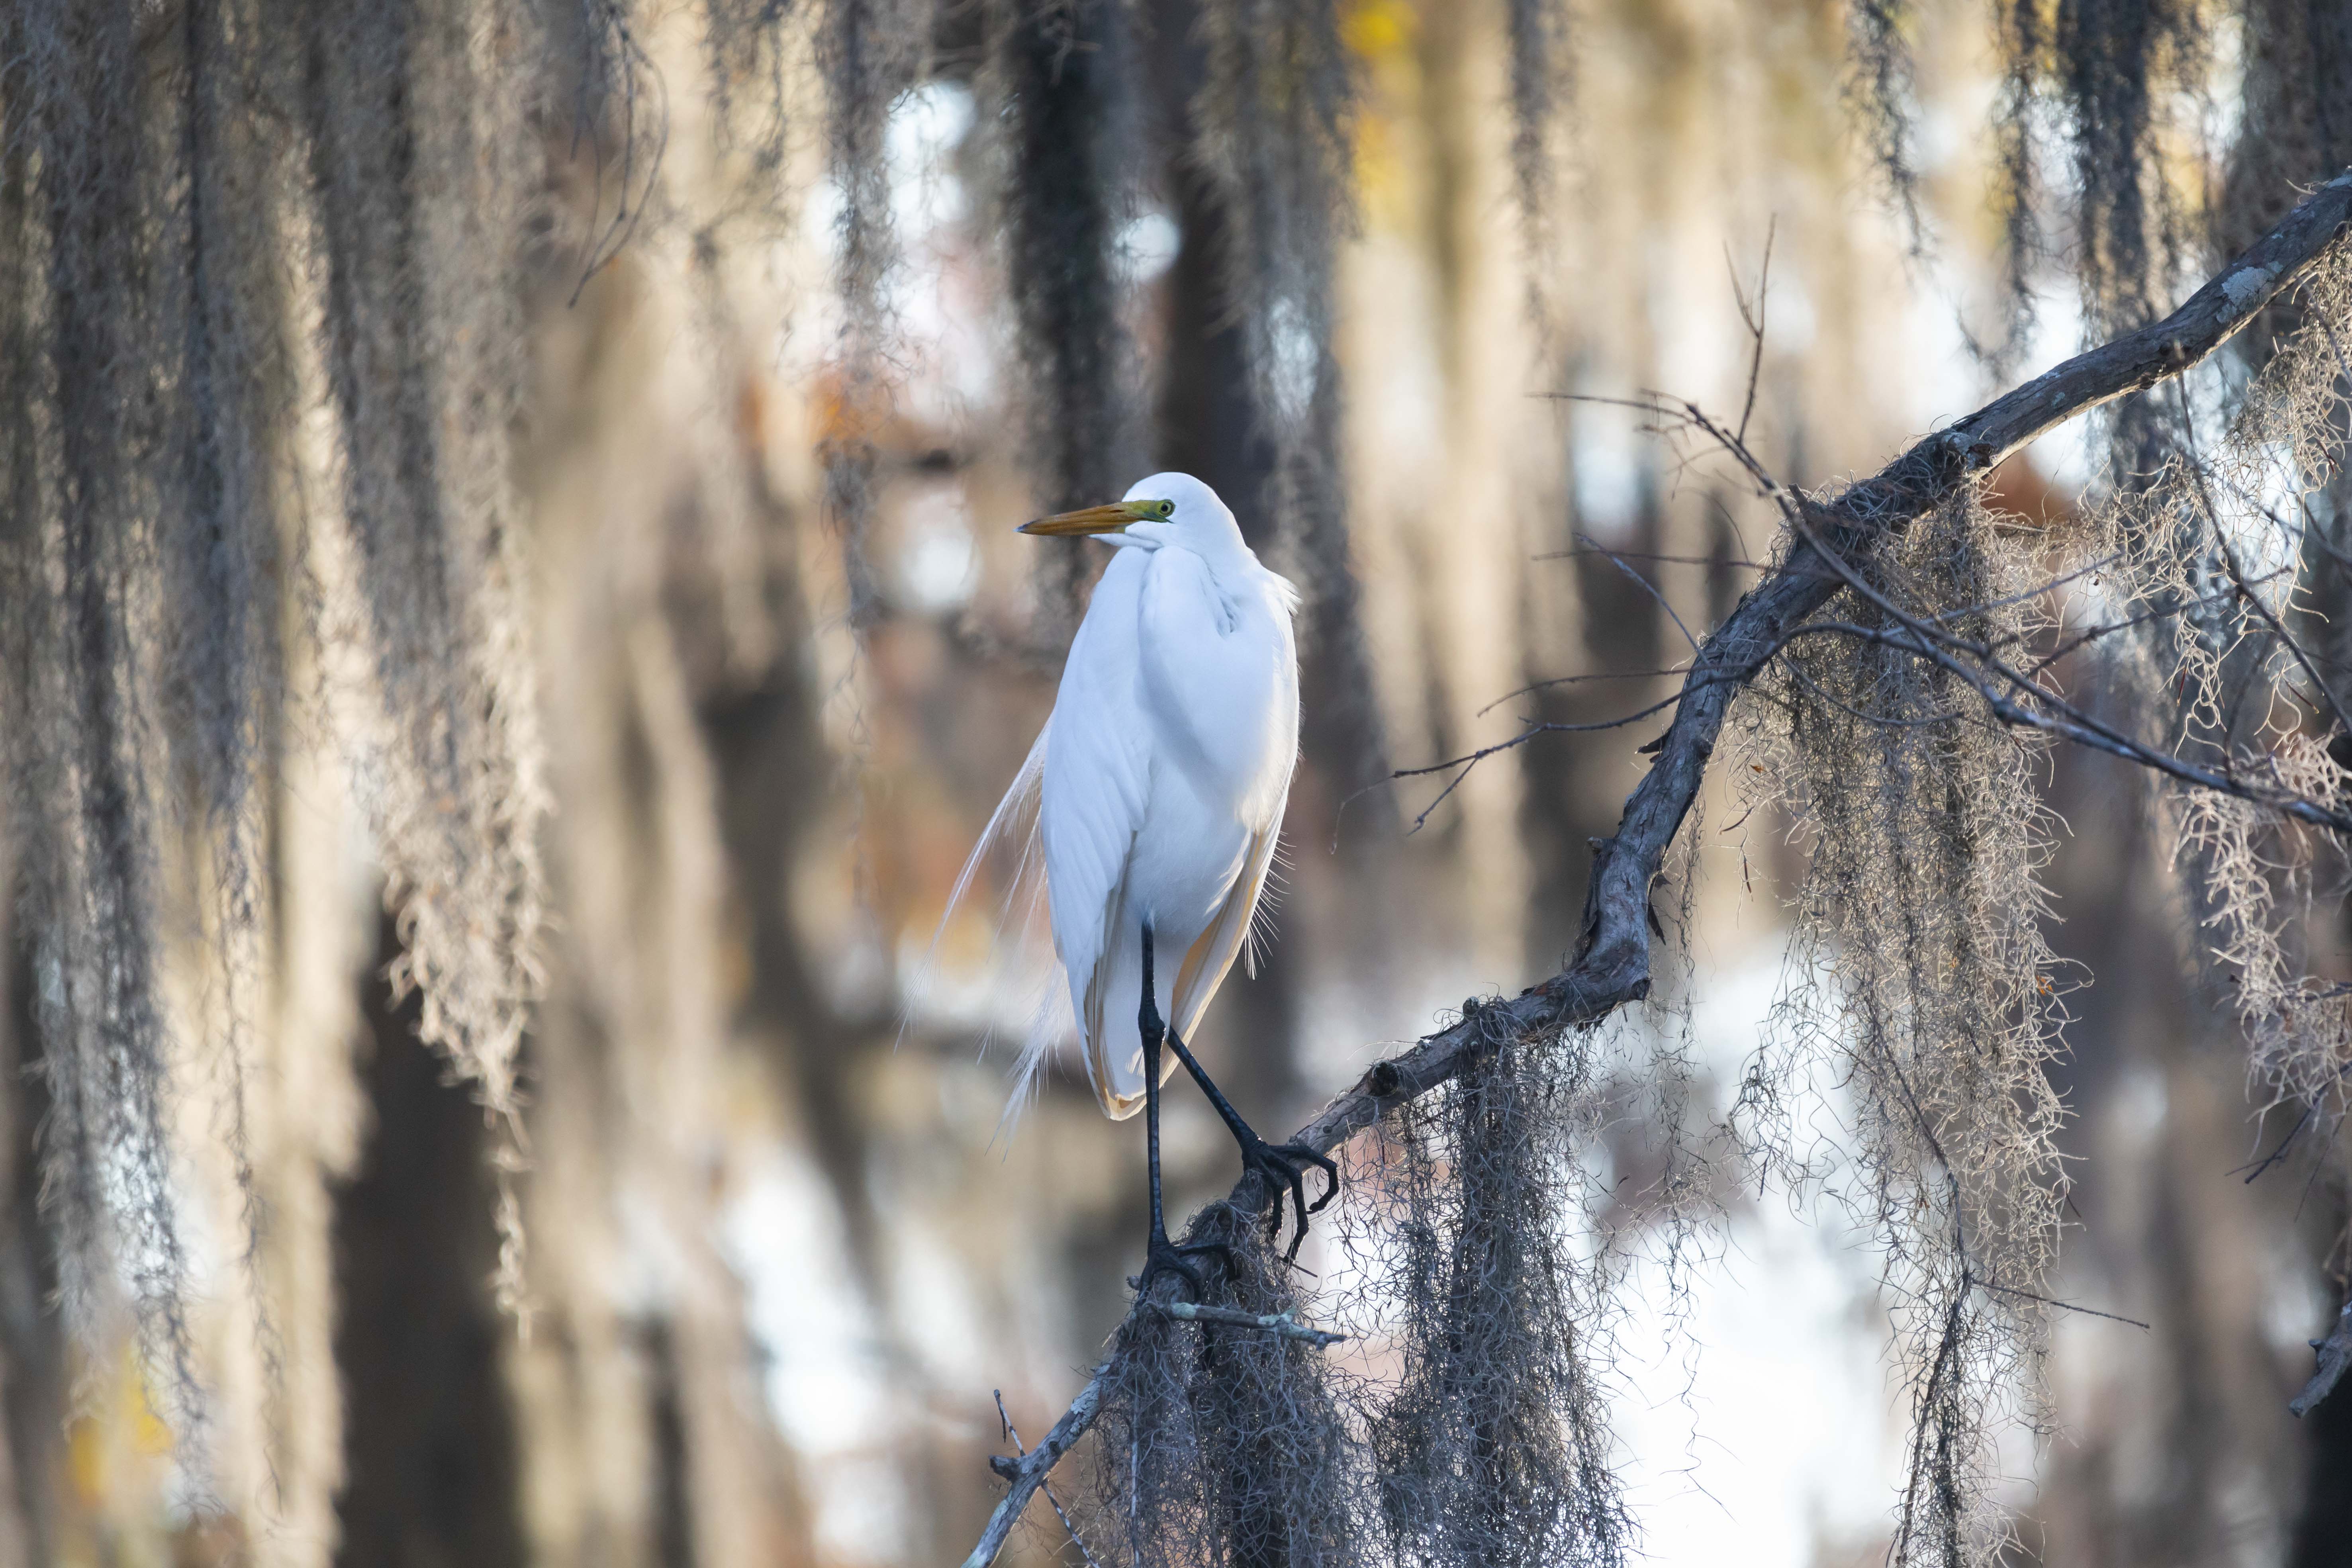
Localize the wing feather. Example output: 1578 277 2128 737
1171 824 1277 1042
903 721 1048 1033
1080 864 1148 1118
1040 552 1161 1119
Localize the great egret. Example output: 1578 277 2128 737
1006 472 1337 1293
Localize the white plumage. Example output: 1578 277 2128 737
995 472 1301 1119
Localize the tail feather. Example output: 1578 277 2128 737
902 724 1064 1141
942 720 1050 943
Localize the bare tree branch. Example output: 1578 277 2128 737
989 1390 1102 1568
965 1378 1105 1568
959 165 2352 1568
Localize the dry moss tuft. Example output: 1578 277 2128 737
2086 252 2352 1121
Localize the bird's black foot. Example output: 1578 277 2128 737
1154 1023 1344 1266
1240 1133 1341 1265
1134 1225 1231 1300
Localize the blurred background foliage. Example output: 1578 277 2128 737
0 0 2348 1564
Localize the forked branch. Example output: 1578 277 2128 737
960 166 2352 1568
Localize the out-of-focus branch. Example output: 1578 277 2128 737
960 165 2352 1568
2293 1300 2352 1417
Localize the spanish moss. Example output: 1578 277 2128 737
1085 1206 1365 1568
992 0 1144 628
1846 0 1927 249
1364 1019 1632 1568
2219 0 2352 252
819 0 930 628
1507 0 1568 335
304 0 554 1314
2095 252 2352 1119
1193 0 1388 798
2 0 241 1417
701 0 796 183
1737 489 2070 1567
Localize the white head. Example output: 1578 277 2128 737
1017 471 1249 564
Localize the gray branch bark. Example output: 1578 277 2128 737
2293 1299 2352 1417
1151 1299 1347 1345
961 166 2352 1568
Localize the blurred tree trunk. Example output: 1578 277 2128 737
332 917 526 1568
0 895 60 1568
2029 737 2342 1565
2292 1291 2352 1565
2290 749 2352 1567
515 173 823 1564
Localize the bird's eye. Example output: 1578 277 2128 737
1153 500 1174 517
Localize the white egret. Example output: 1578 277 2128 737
1004 472 1337 1291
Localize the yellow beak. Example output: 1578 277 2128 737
1017 500 1159 537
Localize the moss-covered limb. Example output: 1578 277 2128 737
958 161 2352 1568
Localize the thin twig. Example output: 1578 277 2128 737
1731 217 1774 448
1579 532 1701 651
1475 664 1698 719
1532 547 1790 571
1779 502 2352 833
1971 1278 2151 1330
1151 1299 1348 1346
2231 1100 2317 1183
1393 689 1702 833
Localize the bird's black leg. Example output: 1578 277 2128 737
1133 927 1230 1299
1160 1030 1340 1265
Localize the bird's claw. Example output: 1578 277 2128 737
1134 1226 1231 1301
1242 1136 1341 1264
